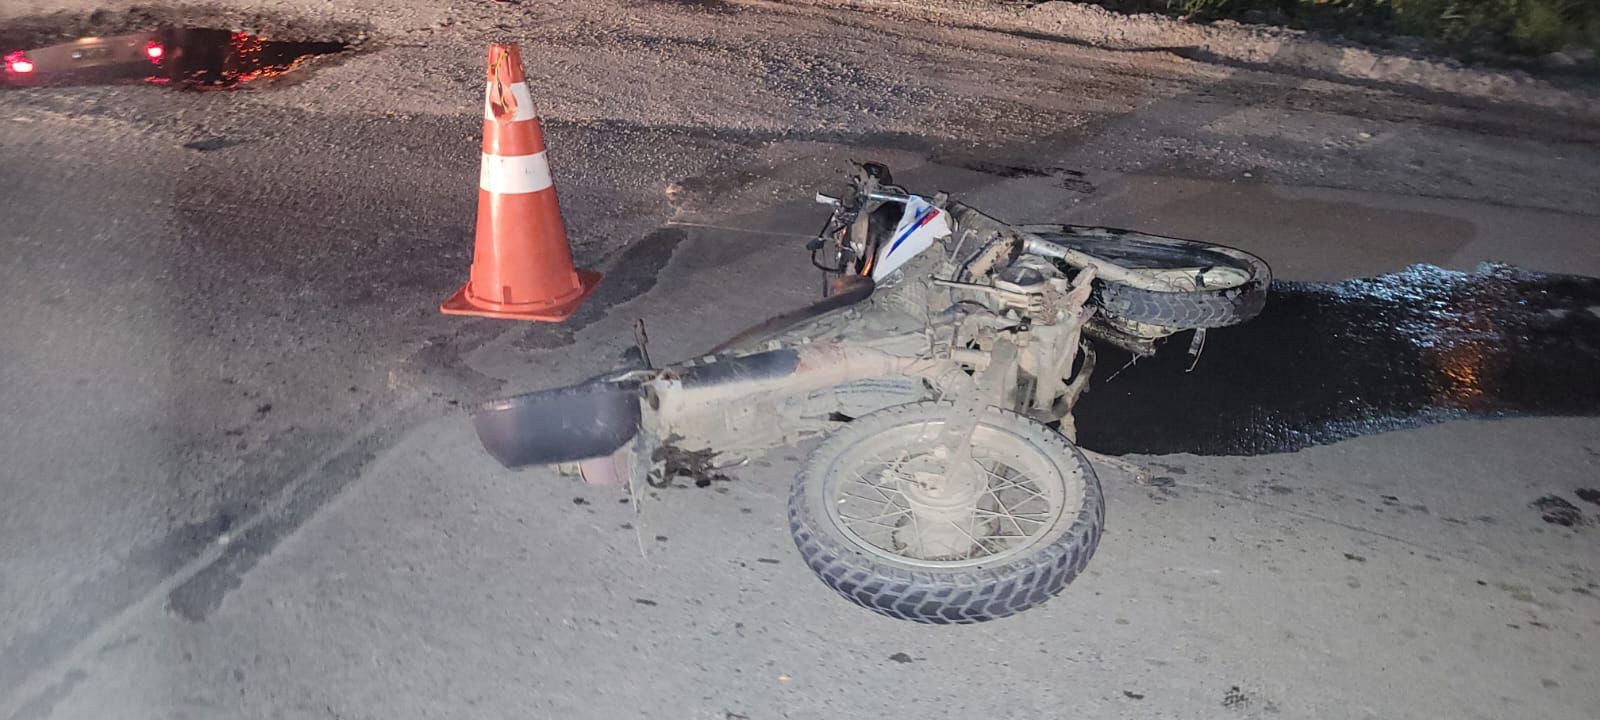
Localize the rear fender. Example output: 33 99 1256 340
473 379 644 469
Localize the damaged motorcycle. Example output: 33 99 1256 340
472 163 1270 623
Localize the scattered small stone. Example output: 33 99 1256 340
1146 476 1176 488
633 598 658 606
778 673 791 684
620 522 634 530
888 652 914 664
1123 690 1146 700
1575 488 1600 507
254 403 273 416
1222 686 1250 708
1267 485 1292 494
756 557 780 564
184 137 242 152
1542 51 1579 70
572 497 588 506
1344 553 1367 562
655 535 668 542
1541 678 1560 689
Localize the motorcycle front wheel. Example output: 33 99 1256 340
789 402 1104 624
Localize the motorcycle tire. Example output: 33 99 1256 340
1020 225 1271 330
789 402 1103 624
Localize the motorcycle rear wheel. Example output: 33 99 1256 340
789 402 1104 624
1021 224 1271 330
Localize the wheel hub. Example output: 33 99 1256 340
888 453 985 508
885 453 993 560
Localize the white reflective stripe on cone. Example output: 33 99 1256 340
483 82 538 122
480 152 554 194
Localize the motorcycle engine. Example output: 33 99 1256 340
994 256 1057 291
990 256 1067 323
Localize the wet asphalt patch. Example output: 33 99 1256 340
513 227 687 351
1074 264 1600 456
1 5 364 92
2 26 348 90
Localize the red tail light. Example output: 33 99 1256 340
144 42 165 60
5 51 33 74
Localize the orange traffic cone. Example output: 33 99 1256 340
441 43 600 322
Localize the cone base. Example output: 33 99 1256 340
440 269 602 322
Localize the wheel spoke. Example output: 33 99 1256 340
906 500 924 555
840 490 898 506
981 492 1030 538
944 516 984 558
984 465 1043 492
972 506 1048 526
844 506 912 526
824 411 1080 569
842 514 911 531
985 474 1049 504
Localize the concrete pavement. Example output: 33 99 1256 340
13 160 1600 719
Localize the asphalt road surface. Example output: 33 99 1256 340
2 1 1598 718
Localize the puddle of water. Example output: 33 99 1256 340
1075 263 1600 456
2 27 346 90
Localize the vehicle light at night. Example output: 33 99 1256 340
5 51 33 73
145 42 165 60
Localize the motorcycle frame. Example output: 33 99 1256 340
475 207 1100 488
